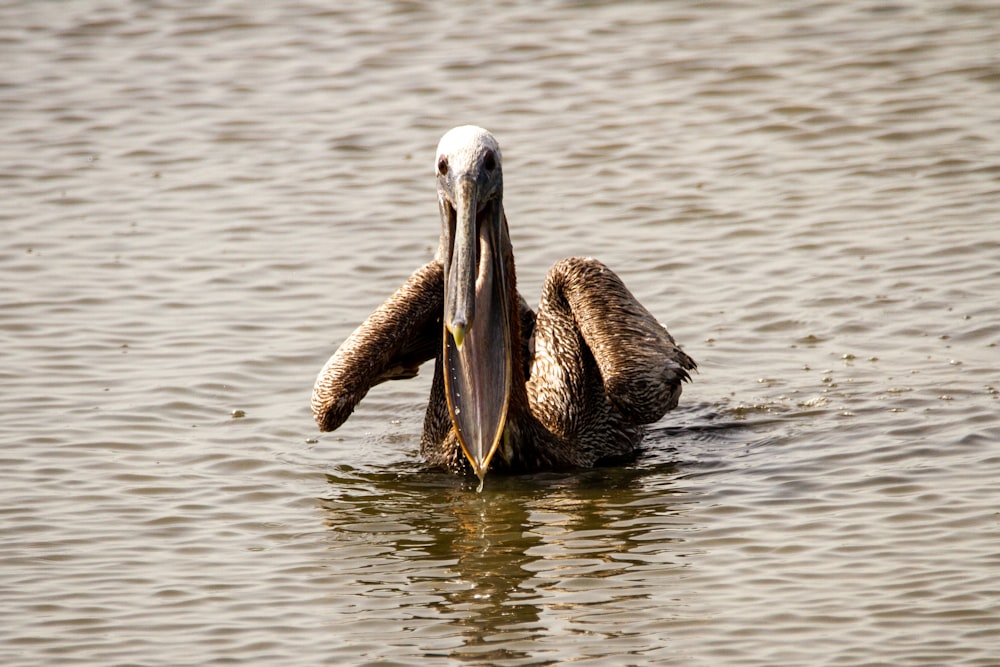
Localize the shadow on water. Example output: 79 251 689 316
312 402 790 663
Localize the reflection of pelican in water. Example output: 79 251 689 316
312 126 695 485
318 464 689 662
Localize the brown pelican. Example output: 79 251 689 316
312 126 695 486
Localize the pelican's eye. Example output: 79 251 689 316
437 157 449 176
483 150 496 173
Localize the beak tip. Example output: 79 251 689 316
457 448 491 490
448 320 467 348
472 463 487 492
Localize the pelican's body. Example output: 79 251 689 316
313 126 695 483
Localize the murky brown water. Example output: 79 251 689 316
3 1 999 665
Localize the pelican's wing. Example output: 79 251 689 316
535 257 695 427
312 260 443 432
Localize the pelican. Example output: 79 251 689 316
312 126 695 486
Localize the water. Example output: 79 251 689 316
3 1 999 664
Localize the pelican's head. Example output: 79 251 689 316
435 126 513 484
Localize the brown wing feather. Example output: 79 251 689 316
311 261 443 432
536 256 695 428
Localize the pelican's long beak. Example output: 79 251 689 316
441 178 512 485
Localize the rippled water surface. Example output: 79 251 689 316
3 1 999 665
